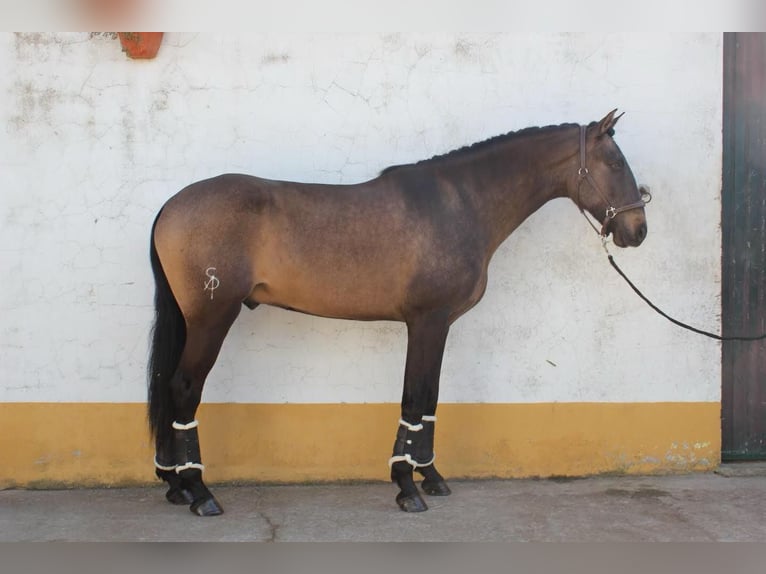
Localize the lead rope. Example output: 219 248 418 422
603 241 766 342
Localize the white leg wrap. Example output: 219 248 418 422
398 418 423 431
171 420 203 473
388 452 436 469
389 416 437 469
172 420 199 430
175 462 205 473
154 457 177 472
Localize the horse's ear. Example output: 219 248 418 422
596 109 624 137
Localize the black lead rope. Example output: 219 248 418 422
607 254 766 342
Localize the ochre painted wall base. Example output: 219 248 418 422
0 402 720 488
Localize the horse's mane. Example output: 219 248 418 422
380 122 582 176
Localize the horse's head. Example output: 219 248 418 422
572 110 649 248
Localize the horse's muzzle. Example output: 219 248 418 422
612 216 647 247
611 185 650 247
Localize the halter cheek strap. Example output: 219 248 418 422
577 125 650 238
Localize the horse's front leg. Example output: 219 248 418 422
415 415 452 497
390 312 451 512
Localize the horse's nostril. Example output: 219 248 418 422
636 223 647 243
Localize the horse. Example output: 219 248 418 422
147 109 649 515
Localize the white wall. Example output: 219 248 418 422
0 33 722 404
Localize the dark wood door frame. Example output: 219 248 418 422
721 32 766 460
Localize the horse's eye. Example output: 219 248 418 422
610 159 625 170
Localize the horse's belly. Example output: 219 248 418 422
249 273 405 321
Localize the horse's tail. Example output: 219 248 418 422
147 210 186 448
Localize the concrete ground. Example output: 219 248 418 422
2 463 766 542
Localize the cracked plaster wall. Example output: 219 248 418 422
0 33 722 404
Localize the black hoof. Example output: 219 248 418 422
422 479 452 496
166 486 194 505
396 491 428 513
190 496 224 517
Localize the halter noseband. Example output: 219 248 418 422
577 125 651 237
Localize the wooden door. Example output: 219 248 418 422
722 33 766 460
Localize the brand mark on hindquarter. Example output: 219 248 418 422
203 267 220 300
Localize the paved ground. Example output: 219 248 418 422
2 463 766 542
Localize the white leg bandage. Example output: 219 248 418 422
388 453 436 468
154 457 177 472
398 418 423 432
172 420 204 474
172 420 199 431
175 462 205 473
389 416 436 469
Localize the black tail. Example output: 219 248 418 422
147 210 186 449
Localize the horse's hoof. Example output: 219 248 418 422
396 491 428 513
190 496 224 517
422 479 452 496
166 486 194 505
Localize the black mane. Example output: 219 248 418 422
380 122 581 176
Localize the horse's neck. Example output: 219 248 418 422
460 132 576 254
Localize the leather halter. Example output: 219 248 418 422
577 125 650 237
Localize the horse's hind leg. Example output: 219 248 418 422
157 303 242 516
390 311 450 512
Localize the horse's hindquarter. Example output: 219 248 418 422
155 173 488 323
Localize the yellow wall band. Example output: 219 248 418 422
0 402 720 488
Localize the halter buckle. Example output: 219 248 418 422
578 167 589 177
605 206 617 219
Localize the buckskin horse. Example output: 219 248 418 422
147 110 649 515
